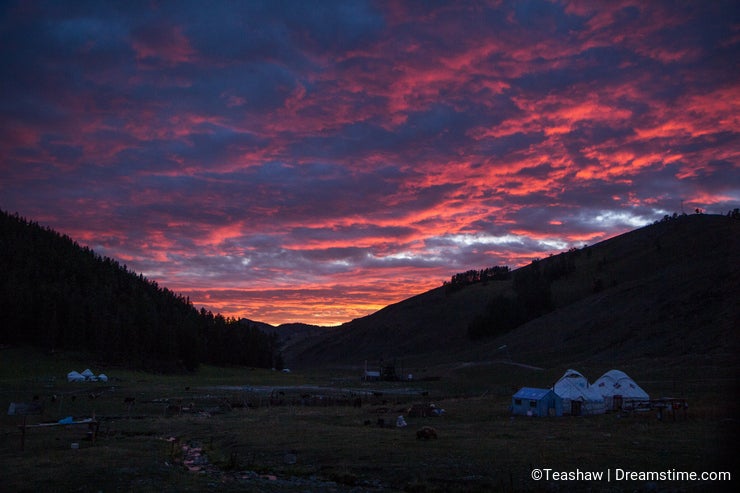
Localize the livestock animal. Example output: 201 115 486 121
416 426 438 440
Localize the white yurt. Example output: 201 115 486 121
67 371 85 382
80 369 97 381
97 373 109 382
593 370 649 410
553 369 606 415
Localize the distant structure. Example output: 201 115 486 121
553 369 606 416
592 369 649 411
362 359 400 381
380 359 400 381
511 387 563 417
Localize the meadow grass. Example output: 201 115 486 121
1 347 736 492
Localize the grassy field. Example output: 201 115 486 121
1 347 737 492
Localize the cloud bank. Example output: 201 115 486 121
2 0 738 325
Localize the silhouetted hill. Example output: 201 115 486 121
242 319 328 357
287 213 740 368
0 209 280 372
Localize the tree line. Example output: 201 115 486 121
0 209 281 372
443 265 511 292
467 249 578 340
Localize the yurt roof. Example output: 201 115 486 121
554 370 603 402
593 369 649 399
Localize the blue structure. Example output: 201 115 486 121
511 387 563 417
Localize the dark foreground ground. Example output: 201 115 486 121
1 348 738 492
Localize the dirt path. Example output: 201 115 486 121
454 359 544 371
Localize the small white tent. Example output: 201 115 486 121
553 369 606 415
97 373 108 382
67 371 85 382
593 370 649 410
80 369 97 381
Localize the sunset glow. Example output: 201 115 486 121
1 1 738 326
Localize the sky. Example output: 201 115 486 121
1 1 739 326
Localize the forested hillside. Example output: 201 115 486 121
0 209 280 372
